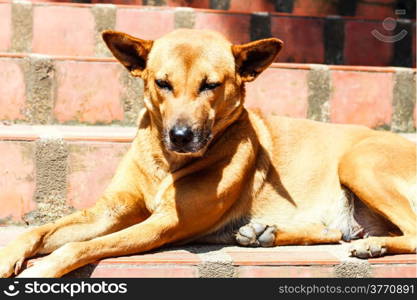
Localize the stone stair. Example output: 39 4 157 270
0 0 415 66
0 55 415 129
18 0 417 19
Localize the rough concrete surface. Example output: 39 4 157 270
23 55 55 124
307 64 331 122
92 4 116 57
10 0 33 53
188 245 236 278
23 138 74 225
174 7 195 29
119 69 145 126
391 68 416 132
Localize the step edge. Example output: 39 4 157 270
0 53 412 73
0 125 136 142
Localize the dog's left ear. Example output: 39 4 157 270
102 30 153 77
232 38 283 82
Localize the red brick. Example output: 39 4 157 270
229 0 275 12
344 21 394 66
90 265 199 278
245 67 309 118
368 254 417 264
115 8 175 40
67 142 130 209
330 70 393 128
371 265 416 278
24 251 199 277
99 250 201 265
32 6 95 56
194 12 250 44
292 0 338 16
238 266 334 277
355 0 395 19
54 60 124 124
271 16 325 64
166 0 209 8
89 250 200 277
0 3 11 52
0 59 27 121
0 142 36 223
226 250 340 265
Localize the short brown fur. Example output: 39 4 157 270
0 29 415 277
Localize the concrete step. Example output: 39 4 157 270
0 125 135 225
20 0 417 19
0 226 416 277
1 54 416 130
0 124 415 225
0 1 415 66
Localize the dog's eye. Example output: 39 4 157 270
199 82 221 93
155 79 173 91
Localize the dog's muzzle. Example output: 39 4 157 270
165 125 211 154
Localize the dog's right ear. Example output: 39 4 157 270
232 38 283 82
102 30 153 77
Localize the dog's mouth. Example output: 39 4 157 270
163 128 212 155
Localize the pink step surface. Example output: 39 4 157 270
0 125 134 223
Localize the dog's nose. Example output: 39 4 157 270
169 126 194 147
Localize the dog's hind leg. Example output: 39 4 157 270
339 135 417 258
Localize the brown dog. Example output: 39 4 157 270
0 29 415 278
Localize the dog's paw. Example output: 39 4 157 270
0 249 25 278
0 262 15 278
16 257 59 278
349 238 387 259
16 263 48 278
235 223 277 247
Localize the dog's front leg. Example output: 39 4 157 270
17 127 258 277
16 211 178 278
17 174 235 278
18 163 251 276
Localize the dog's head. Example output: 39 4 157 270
103 29 282 156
